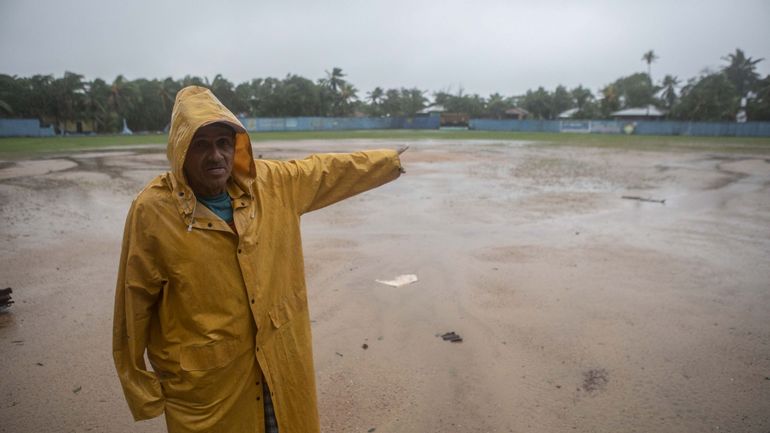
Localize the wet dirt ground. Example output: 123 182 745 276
1 139 769 433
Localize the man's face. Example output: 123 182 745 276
183 123 235 197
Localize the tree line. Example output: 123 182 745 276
0 49 768 134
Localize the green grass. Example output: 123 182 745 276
0 133 168 158
2 130 770 159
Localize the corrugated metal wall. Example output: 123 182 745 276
470 119 770 137
0 119 55 137
238 116 441 132
3 116 769 137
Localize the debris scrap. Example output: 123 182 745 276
375 274 418 288
440 331 463 343
0 287 13 309
361 343 368 350
622 195 666 204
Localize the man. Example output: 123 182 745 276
113 86 405 433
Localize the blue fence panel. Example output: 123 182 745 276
0 118 55 137
239 116 433 132
634 121 674 135
630 120 770 137
470 119 563 132
400 116 440 129
235 116 770 137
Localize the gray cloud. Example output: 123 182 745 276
1 0 769 98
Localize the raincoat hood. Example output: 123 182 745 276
167 86 256 206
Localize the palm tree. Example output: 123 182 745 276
324 67 346 93
211 74 236 109
367 87 384 105
51 71 86 134
158 77 179 113
571 85 593 112
600 84 620 118
84 79 110 132
109 75 137 130
486 93 508 119
401 88 427 116
366 87 384 116
336 82 358 116
722 48 764 100
109 75 131 115
660 75 680 110
642 50 659 80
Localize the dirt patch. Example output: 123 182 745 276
582 368 610 393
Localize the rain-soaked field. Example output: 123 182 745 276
1 134 769 432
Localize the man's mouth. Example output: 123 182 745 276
206 166 227 175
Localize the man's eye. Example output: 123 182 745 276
217 138 233 147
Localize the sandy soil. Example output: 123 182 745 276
1 139 769 433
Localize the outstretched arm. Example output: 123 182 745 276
263 148 404 215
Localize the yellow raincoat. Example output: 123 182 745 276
113 86 402 432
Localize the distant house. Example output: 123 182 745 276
418 104 469 128
40 117 96 134
558 108 579 119
611 105 665 121
503 107 529 120
417 104 446 115
63 119 95 134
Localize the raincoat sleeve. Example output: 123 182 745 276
281 149 402 215
112 199 165 421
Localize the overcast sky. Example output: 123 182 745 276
2 0 769 99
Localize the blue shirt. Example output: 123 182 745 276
196 192 233 223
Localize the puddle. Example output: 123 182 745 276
0 159 78 180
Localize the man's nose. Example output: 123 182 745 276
209 143 225 160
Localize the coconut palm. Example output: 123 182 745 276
366 87 385 116
571 85 593 112
336 82 358 116
84 78 110 132
642 50 659 80
367 87 384 105
722 48 764 99
158 77 179 113
51 71 86 133
486 93 508 119
324 67 346 93
660 75 680 110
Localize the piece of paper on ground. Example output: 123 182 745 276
375 274 418 287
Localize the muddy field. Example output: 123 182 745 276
1 139 769 433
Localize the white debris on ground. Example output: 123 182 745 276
375 274 419 287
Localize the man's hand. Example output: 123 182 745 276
395 145 408 174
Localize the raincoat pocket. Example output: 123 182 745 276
268 293 305 329
180 339 239 371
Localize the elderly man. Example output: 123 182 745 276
113 86 405 433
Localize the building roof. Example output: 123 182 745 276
558 108 579 119
418 104 446 114
504 107 530 116
611 105 665 117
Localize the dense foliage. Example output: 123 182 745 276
0 49 768 133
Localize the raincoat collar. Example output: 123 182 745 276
166 86 256 217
